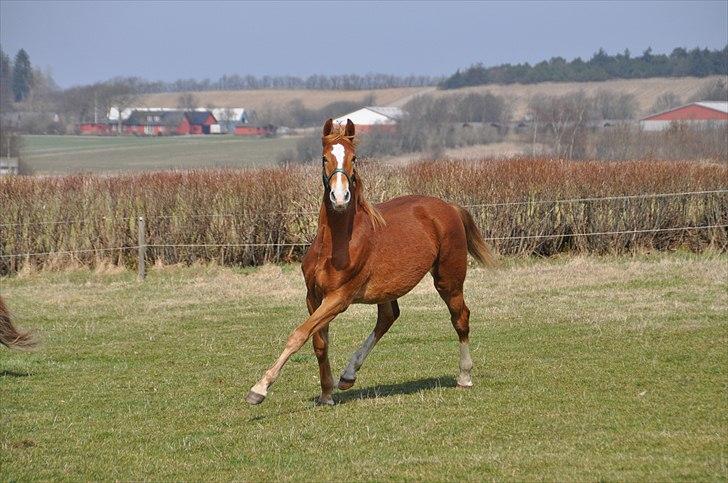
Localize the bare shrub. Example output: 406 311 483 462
650 92 682 113
595 124 728 161
689 78 728 102
1 159 725 274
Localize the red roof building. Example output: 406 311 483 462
640 101 728 131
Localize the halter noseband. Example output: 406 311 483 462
322 156 355 190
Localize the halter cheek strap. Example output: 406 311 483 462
322 157 356 190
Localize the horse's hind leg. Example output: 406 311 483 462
432 256 473 388
440 290 473 387
338 300 400 390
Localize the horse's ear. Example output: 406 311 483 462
323 118 333 137
345 119 355 138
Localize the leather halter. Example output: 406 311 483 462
322 156 355 190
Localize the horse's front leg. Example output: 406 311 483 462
246 296 349 405
307 292 335 406
312 324 334 405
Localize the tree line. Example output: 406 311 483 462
441 46 728 89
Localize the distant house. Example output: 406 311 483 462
640 101 728 131
211 108 248 133
123 110 191 135
334 106 404 133
0 157 19 176
185 111 218 134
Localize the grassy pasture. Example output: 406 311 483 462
1 253 726 481
22 135 297 174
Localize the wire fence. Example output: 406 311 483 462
1 224 726 260
2 189 726 276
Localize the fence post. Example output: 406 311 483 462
137 216 146 281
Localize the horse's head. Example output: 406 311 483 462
321 118 356 212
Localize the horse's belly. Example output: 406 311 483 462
358 263 432 303
357 240 437 303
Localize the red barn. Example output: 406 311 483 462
641 101 728 131
185 111 217 134
234 124 275 136
123 110 190 135
79 123 112 135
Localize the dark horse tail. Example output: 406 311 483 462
0 296 36 349
455 206 498 268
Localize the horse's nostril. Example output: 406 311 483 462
329 190 336 203
344 190 351 202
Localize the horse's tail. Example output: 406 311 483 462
455 206 499 268
0 296 36 350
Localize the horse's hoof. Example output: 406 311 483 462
337 377 356 390
456 383 473 389
315 396 335 406
245 390 266 405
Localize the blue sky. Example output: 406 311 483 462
1 0 726 87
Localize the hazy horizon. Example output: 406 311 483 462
1 0 726 88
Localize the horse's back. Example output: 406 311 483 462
376 195 466 240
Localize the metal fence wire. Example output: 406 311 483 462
1 189 726 278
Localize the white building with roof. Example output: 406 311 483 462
334 106 405 132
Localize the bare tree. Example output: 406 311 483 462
177 92 199 110
528 92 595 158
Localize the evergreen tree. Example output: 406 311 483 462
12 48 32 102
0 46 12 110
440 45 728 89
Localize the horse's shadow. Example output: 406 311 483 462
330 375 456 405
0 369 32 378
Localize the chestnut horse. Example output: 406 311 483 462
246 119 495 405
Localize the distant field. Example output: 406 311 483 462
140 76 720 119
1 254 726 480
22 135 297 174
433 75 723 119
140 87 424 111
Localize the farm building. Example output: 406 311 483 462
640 101 728 131
79 123 113 135
234 124 276 136
211 108 248 133
123 110 191 136
185 111 219 134
0 157 19 176
334 106 404 133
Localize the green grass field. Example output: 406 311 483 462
22 135 298 174
1 254 726 480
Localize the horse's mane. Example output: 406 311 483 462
323 127 385 230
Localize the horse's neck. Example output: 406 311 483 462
318 191 358 237
317 191 367 266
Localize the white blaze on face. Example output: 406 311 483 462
330 143 349 205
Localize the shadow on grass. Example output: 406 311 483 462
0 369 33 378
247 376 457 421
332 375 456 405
